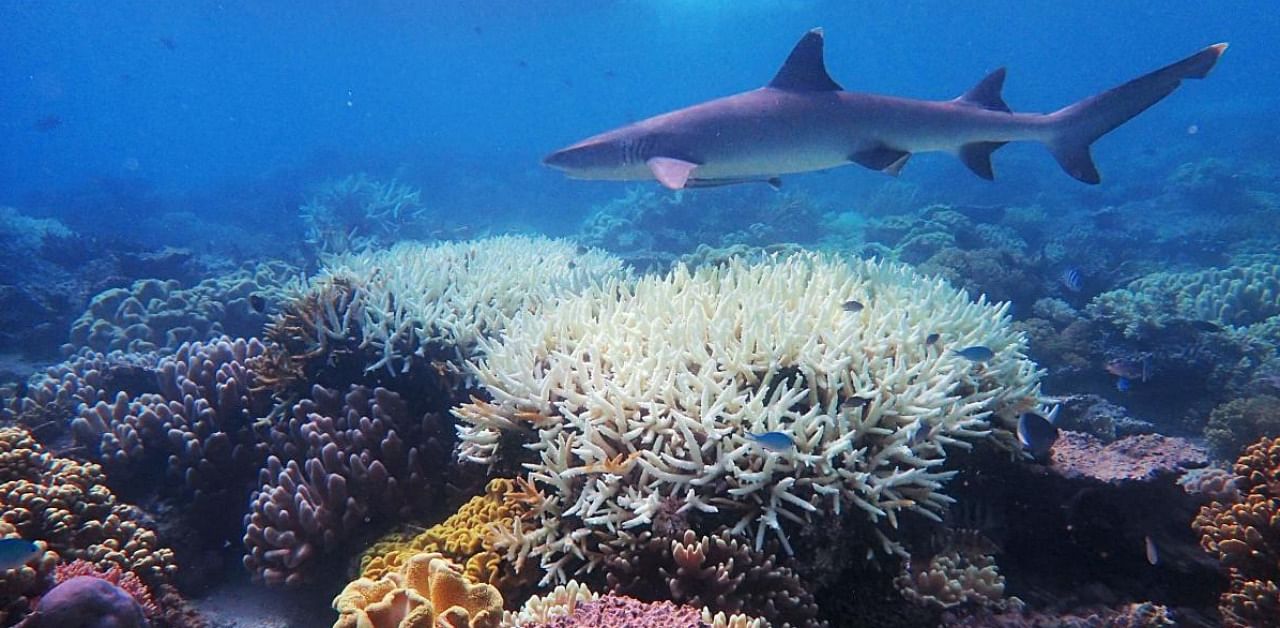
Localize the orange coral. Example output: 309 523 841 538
1194 436 1280 627
360 479 533 597
333 552 502 628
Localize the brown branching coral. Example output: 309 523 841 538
600 529 824 628
1194 436 1280 627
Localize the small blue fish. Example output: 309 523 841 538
0 538 40 571
1116 377 1131 392
925 333 940 346
1060 267 1083 292
842 300 864 313
1017 412 1059 459
953 346 995 362
746 431 794 452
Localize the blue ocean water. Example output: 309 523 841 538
2 2 1279 627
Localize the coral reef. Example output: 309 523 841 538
16 576 148 628
895 548 1006 610
244 384 452 585
300 174 429 255
1195 436 1280 628
1204 395 1280 461
0 426 176 621
67 261 295 354
1050 432 1207 484
457 252 1043 581
521 593 704 628
600 529 822 627
331 552 503 628
51 560 160 620
360 478 529 594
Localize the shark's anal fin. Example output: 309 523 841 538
957 141 1008 180
850 146 912 176
767 28 843 92
647 157 699 190
955 68 1011 112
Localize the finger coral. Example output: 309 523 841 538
244 385 451 585
456 252 1043 581
894 548 1006 610
332 552 502 628
1194 436 1280 628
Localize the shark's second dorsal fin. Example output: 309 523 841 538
768 28 843 92
955 68 1011 112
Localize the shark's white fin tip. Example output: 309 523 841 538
647 157 698 190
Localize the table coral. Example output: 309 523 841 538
1194 436 1280 627
1050 431 1207 484
456 252 1044 582
244 385 451 585
332 552 502 628
0 427 176 622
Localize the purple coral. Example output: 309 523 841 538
243 384 450 585
527 593 704 628
17 576 147 628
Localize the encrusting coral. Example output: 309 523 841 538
1194 435 1280 627
332 552 503 628
456 252 1044 582
360 478 529 593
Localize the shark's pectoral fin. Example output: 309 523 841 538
957 141 1008 180
850 147 912 176
647 157 699 190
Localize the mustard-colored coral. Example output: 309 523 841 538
895 549 1007 610
0 427 176 622
361 479 527 591
333 552 502 628
1194 436 1280 628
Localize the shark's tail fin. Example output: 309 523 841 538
1046 43 1227 183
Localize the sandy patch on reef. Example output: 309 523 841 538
192 569 340 628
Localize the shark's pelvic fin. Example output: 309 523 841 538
767 27 843 92
647 157 699 190
850 146 911 174
958 141 1008 180
955 68 1011 113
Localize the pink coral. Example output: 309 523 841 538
526 593 704 628
1050 431 1206 484
52 560 160 620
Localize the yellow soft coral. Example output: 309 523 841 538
361 479 527 591
333 552 502 628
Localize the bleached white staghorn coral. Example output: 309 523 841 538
456 252 1043 582
295 236 627 373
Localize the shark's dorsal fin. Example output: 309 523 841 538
955 68 1011 112
768 28 843 92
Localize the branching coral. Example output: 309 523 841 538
894 548 1006 610
600 529 823 627
245 385 452 585
504 580 764 628
0 427 176 622
1194 436 1280 627
293 236 626 377
456 252 1043 582
331 552 503 628
301 174 429 255
1205 395 1280 461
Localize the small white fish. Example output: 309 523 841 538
1145 535 1159 565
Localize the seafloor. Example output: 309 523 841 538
2 158 1279 628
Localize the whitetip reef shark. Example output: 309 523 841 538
543 29 1227 189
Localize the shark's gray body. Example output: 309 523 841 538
544 29 1227 189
